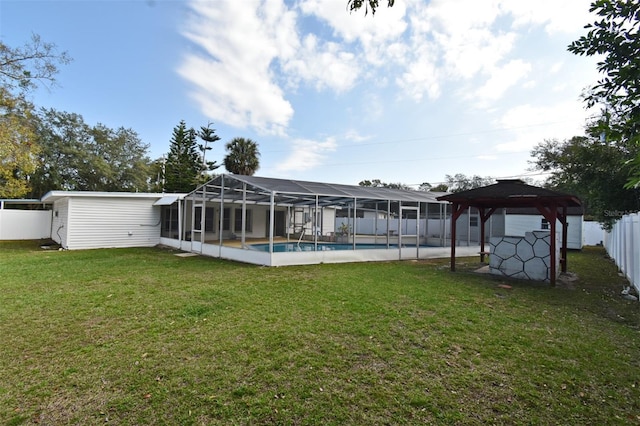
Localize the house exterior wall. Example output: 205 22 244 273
183 202 291 242
51 198 70 248
504 214 582 249
0 210 52 240
63 197 161 250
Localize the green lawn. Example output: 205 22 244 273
0 241 638 425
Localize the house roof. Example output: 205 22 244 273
40 190 178 203
190 174 449 206
436 179 582 209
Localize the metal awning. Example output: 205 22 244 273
153 195 181 206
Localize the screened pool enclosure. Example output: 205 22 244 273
157 174 483 266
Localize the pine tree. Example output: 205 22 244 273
197 122 221 183
165 120 200 192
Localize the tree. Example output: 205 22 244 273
530 135 640 228
358 179 411 190
568 0 640 187
0 34 70 197
28 109 153 197
88 124 151 191
444 174 494 193
0 88 39 198
0 34 71 93
347 0 394 15
430 183 450 192
223 137 260 176
165 120 201 192
197 122 221 182
147 157 166 193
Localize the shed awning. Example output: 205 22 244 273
153 195 181 206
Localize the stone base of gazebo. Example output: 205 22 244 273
489 231 560 282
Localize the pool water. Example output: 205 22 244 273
250 242 399 252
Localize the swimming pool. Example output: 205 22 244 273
250 242 400 252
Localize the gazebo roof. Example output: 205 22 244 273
436 179 581 208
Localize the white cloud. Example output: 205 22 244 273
502 0 592 35
179 0 298 133
177 0 596 141
344 129 372 143
472 59 532 106
281 34 359 93
494 101 590 153
477 155 498 161
275 137 338 173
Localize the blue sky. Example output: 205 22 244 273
1 0 599 188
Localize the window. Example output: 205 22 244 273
234 208 252 232
470 216 478 227
194 207 215 232
222 208 230 231
161 205 179 238
541 218 549 230
194 206 202 231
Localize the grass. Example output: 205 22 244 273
0 241 639 425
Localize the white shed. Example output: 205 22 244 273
504 207 584 250
41 191 167 250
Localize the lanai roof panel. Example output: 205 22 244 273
194 175 448 205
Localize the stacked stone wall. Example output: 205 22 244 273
489 231 559 282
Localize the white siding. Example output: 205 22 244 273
0 210 52 240
66 197 161 250
505 214 583 250
51 198 70 248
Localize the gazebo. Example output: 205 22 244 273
436 179 582 286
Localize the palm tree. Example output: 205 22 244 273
223 137 260 175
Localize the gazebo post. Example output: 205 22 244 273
478 208 497 263
450 203 457 272
560 205 568 273
549 206 557 286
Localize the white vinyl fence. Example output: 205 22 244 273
604 212 640 293
0 209 52 240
